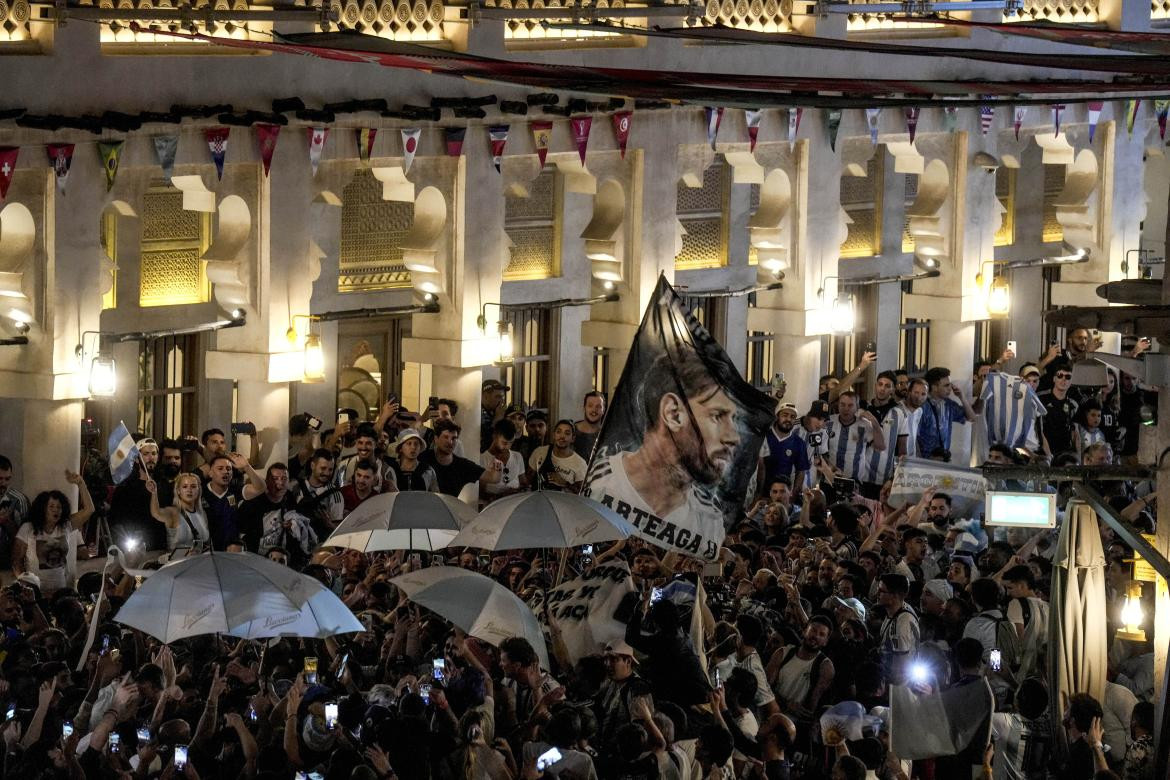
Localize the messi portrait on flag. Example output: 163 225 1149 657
582 276 774 561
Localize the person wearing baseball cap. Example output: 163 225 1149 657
480 379 510 452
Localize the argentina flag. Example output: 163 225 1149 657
108 421 139 485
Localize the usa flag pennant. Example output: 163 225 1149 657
980 103 994 136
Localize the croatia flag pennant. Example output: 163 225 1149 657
865 107 881 145
307 127 329 176
571 115 592 166
1124 100 1141 136
445 127 466 157
153 134 178 183
46 143 75 195
788 107 802 143
943 105 959 133
611 111 632 158
489 125 509 172
904 107 920 144
979 103 994 136
0 148 17 202
205 126 230 180
745 109 762 152
705 107 723 150
1087 101 1103 142
1012 106 1026 141
357 128 377 165
256 124 281 178
401 128 421 173
1156 100 1170 140
531 121 552 169
98 140 124 192
1051 104 1065 137
827 108 842 151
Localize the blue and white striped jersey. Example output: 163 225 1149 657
864 404 909 485
979 372 1047 450
824 414 874 482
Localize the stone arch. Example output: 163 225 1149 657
171 174 216 212
906 158 950 263
583 178 625 292
403 185 448 297
1055 148 1099 252
203 194 254 309
750 168 792 281
0 201 35 322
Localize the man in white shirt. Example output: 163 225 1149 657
480 419 526 500
527 419 588 492
900 377 928 458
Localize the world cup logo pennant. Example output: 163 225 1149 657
611 111 632 158
357 128 377 165
571 115 592 166
531 120 552 169
98 140 124 192
904 107 919 145
307 127 329 176
205 126 230 180
489 125 509 173
153 134 179 183
0 147 17 202
744 109 762 152
705 106 723 150
445 127 466 157
45 143 75 195
1087 101 1103 142
256 124 281 178
401 128 421 173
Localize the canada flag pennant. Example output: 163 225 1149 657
531 121 552 169
401 128 420 173
307 127 329 176
45 143 75 195
611 111 632 158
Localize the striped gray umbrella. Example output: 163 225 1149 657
447 491 636 551
325 491 477 552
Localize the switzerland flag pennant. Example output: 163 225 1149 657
530 121 552 169
401 128 420 173
744 109 762 152
256 124 281 178
570 115 592 166
205 126 230 180
611 111 632 158
307 127 329 176
0 148 17 201
489 125 509 172
45 143 75 195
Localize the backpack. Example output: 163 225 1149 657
773 645 827 710
989 610 1023 677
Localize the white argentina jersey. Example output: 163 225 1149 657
980 372 1047 450
824 414 873 482
864 405 907 485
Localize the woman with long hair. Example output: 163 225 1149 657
143 464 209 555
11 470 94 594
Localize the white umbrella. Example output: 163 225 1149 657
390 567 549 669
227 586 363 640
447 491 637 551
114 551 315 644
326 491 477 552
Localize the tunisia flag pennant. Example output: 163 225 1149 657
445 127 466 157
0 148 17 202
865 107 880 145
904 107 920 144
401 128 421 173
1156 100 1170 140
1012 106 1026 141
1087 101 1103 142
1124 99 1140 136
745 109 762 152
1051 104 1065 137
705 107 723 150
611 111 632 158
153 134 178 183
307 127 329 176
489 125 509 172
256 124 281 178
571 115 592 166
788 107 802 143
98 140 124 192
357 128 377 165
531 121 552 169
45 143 75 195
979 103 994 135
827 108 842 151
205 126 230 180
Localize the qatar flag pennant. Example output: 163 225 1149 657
979 103 994 135
1051 104 1065 137
45 143 75 195
827 108 842 151
205 126 230 180
865 108 880 145
571 115 592 166
0 148 16 202
531 120 552 169
1124 99 1141 136
788 107 802 143
445 127 465 157
357 128 377 165
1087 101 1103 142
904 107 920 144
611 111 632 158
943 105 959 133
153 134 178 183
256 124 281 178
745 109 762 152
307 127 329 176
705 107 723 150
98 140 123 192
1156 100 1170 140
401 128 420 173
489 125 509 172
1012 106 1026 141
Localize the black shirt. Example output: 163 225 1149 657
418 450 485 497
108 474 168 552
573 428 600 462
235 492 295 553
1037 389 1078 457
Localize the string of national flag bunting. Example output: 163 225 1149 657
3 97 1169 205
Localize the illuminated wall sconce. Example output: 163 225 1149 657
89 354 117 398
1117 582 1146 642
756 249 789 286
977 261 1010 317
817 276 856 334
495 321 514 367
287 314 325 383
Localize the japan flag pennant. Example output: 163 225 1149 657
357 127 377 165
611 111 632 158
1013 106 1026 141
1156 100 1170 140
788 107 802 143
744 109 762 152
205 126 230 180
1051 104 1065 137
531 120 552 169
571 115 592 166
256 124 281 178
153 134 179 183
444 127 466 157
705 107 723 150
904 107 920 144
401 128 421 173
489 125 509 172
0 148 17 202
1087 101 1103 142
45 143 75 195
865 107 881 145
307 127 329 176
979 103 994 136
98 140 124 192
827 108 842 151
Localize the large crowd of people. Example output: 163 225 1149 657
0 327 1160 779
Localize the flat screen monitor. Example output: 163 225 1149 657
984 491 1056 528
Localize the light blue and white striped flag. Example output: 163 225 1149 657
108 421 139 485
